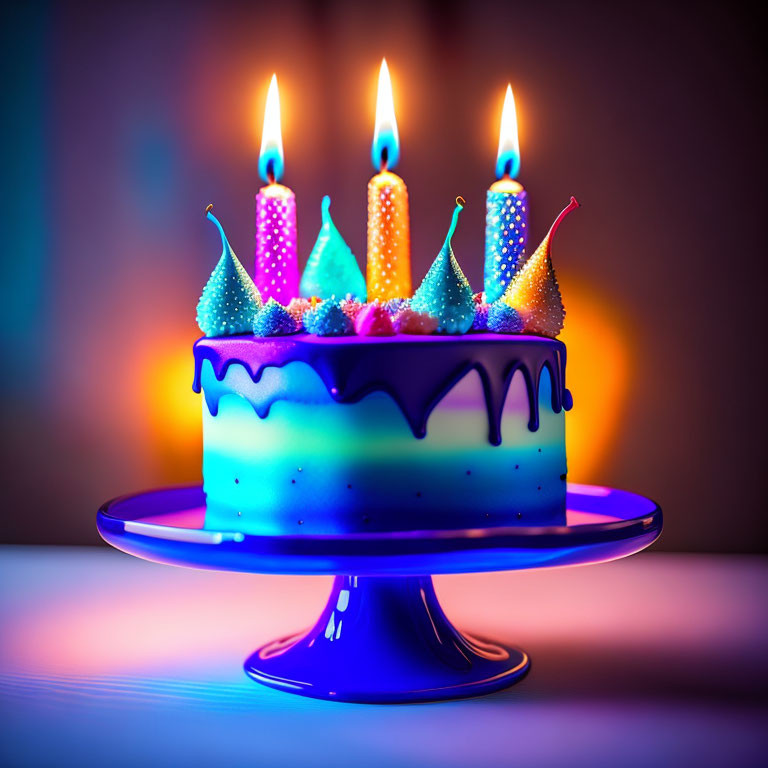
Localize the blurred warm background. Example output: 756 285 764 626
1 0 765 551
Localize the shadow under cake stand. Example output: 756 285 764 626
97 483 661 704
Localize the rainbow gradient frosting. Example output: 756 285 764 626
194 333 570 534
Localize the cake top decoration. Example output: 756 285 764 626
304 298 354 336
354 301 396 336
339 298 363 321
286 297 312 328
410 197 475 335
499 197 579 338
253 297 299 337
487 302 524 334
472 301 490 331
392 307 439 335
196 205 263 337
300 196 367 302
384 297 410 316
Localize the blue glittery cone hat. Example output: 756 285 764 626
196 205 262 337
410 197 474 334
300 196 367 301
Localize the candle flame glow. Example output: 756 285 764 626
372 58 400 171
495 84 521 180
259 74 284 183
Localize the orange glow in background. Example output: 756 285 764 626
559 278 632 481
141 334 202 482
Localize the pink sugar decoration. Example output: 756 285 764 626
354 302 396 336
340 298 364 321
393 307 439 335
286 297 312 328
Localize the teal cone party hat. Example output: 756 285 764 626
410 197 474 334
196 204 262 336
300 196 367 301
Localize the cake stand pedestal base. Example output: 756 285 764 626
245 574 528 704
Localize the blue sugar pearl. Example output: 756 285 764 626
253 298 299 337
487 302 524 334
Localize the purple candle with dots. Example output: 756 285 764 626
255 74 299 304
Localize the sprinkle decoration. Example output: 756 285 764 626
500 197 579 338
300 196 367 301
384 297 410 316
196 205 262 337
487 302 524 334
410 197 474 335
253 298 299 337
303 299 354 337
472 302 490 331
340 298 364 321
354 301 396 336
285 297 312 329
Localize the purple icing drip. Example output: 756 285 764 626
192 333 572 446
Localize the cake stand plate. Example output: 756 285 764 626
97 484 661 703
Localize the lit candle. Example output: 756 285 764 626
366 58 411 301
484 84 527 303
255 74 299 304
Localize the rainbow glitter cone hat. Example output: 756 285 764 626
196 205 263 337
499 197 579 338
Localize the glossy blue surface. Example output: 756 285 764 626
96 484 661 702
97 484 660 576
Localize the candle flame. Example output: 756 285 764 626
372 58 400 171
259 74 284 183
496 84 520 180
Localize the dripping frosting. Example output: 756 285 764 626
193 333 572 445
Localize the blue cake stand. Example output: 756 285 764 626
97 483 661 704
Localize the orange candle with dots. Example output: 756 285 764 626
366 59 411 301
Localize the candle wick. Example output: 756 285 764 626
380 146 389 173
266 158 276 185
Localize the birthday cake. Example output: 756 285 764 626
194 191 578 536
